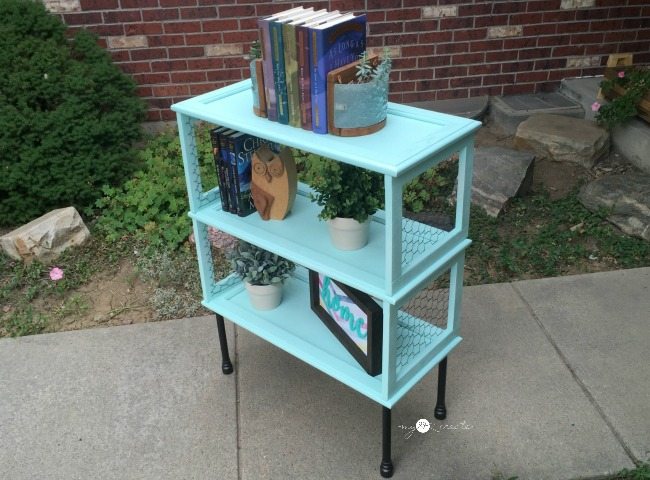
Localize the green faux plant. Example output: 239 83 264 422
0 0 146 226
247 40 261 60
228 241 295 286
355 48 392 84
298 153 383 223
595 66 650 129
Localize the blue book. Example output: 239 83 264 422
209 126 230 213
309 14 366 134
229 132 257 217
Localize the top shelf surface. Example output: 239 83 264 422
171 80 481 177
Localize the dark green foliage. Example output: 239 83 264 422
0 0 146 226
596 67 650 129
95 127 217 249
295 151 384 223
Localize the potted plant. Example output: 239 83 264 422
327 49 392 136
593 65 650 129
303 154 383 250
229 241 295 310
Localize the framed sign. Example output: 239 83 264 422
309 270 383 376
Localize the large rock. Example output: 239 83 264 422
0 207 90 263
515 113 609 169
463 146 535 217
578 173 650 242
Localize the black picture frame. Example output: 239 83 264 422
309 270 383 376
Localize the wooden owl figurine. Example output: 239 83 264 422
251 144 297 220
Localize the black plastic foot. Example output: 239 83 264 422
434 404 447 420
380 460 394 478
222 361 234 375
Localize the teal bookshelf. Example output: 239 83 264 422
172 79 480 477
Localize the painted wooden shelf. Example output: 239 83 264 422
172 79 479 177
204 267 460 408
190 184 470 303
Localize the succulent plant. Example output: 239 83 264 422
228 241 295 286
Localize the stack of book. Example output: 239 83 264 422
210 127 281 216
256 7 367 134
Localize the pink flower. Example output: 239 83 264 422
49 267 64 281
591 102 601 112
617 71 625 78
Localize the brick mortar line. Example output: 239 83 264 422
509 282 639 465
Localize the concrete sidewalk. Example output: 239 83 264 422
1 268 648 480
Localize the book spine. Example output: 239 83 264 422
310 28 327 134
283 23 301 128
297 25 312 130
270 21 289 125
220 132 237 213
209 127 230 212
228 135 241 215
258 18 277 121
234 134 257 217
311 16 367 134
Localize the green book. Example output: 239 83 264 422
283 10 327 128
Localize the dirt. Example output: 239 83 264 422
42 261 158 334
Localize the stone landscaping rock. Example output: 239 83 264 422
515 113 609 169
459 146 535 217
0 207 90 263
578 173 650 242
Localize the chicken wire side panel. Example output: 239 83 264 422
177 113 220 212
192 219 240 301
395 269 450 378
400 153 459 271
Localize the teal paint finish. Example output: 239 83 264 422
172 82 478 407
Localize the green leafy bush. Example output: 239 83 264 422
595 66 650 129
228 241 295 286
0 0 146 226
95 128 217 249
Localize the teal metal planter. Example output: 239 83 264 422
332 76 388 130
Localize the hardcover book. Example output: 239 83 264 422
258 7 306 122
283 9 328 128
309 14 367 134
209 126 230 213
229 132 264 217
219 129 238 213
297 12 341 130
269 8 315 125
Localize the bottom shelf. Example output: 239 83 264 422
204 268 461 407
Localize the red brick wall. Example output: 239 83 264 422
46 0 650 121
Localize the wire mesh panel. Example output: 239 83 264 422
400 155 459 272
192 220 240 299
394 270 451 378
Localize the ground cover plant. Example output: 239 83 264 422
0 0 145 226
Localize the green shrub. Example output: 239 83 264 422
0 0 146 226
95 128 217 249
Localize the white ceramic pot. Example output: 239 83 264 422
327 217 370 251
245 282 282 310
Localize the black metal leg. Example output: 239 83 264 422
434 356 447 420
215 314 234 374
380 406 394 478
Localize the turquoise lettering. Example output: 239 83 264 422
320 276 368 340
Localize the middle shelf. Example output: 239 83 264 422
190 184 470 303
